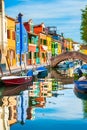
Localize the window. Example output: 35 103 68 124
34 52 37 58
16 34 20 43
43 40 47 45
42 53 45 58
24 34 27 43
52 44 54 48
7 30 10 39
28 52 31 59
12 31 15 40
40 39 42 44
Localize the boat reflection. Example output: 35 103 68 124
0 80 33 96
74 86 87 119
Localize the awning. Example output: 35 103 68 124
29 44 36 52
41 45 47 51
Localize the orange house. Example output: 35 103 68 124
34 23 45 34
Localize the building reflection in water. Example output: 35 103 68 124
0 77 62 129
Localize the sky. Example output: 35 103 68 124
4 0 87 43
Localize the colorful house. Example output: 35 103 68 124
16 13 28 66
51 40 58 57
58 41 62 54
24 19 40 65
46 35 52 64
34 23 48 64
80 45 87 54
6 15 16 67
0 0 7 71
64 39 74 51
47 28 62 57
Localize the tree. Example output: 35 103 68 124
66 38 73 42
80 5 87 44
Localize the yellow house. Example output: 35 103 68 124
58 42 62 54
6 15 16 67
46 35 52 64
69 41 73 51
80 45 87 55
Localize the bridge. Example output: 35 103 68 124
50 51 87 67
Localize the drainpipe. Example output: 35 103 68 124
18 13 23 66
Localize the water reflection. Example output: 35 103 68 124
0 75 62 130
0 68 87 130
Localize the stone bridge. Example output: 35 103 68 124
50 51 87 67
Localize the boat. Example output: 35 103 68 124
36 66 48 78
26 69 33 76
74 80 87 93
74 86 87 100
27 69 38 77
68 61 75 68
0 75 33 87
57 62 69 69
81 64 87 74
74 67 83 77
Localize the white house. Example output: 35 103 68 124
0 0 7 64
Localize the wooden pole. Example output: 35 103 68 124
0 66 3 77
5 56 11 75
24 62 27 73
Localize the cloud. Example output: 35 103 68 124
5 0 87 42
5 0 86 19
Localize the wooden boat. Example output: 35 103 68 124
74 86 87 100
74 80 87 93
0 75 33 87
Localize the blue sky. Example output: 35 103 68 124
4 0 87 43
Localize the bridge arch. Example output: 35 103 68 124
50 51 87 67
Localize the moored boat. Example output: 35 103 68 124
81 64 87 74
74 80 87 93
36 66 48 78
0 75 33 87
74 86 87 100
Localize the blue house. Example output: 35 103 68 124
16 13 28 66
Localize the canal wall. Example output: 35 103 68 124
0 64 50 77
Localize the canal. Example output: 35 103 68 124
0 67 87 130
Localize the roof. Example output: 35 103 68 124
6 15 16 21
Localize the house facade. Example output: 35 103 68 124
24 19 40 65
6 16 16 67
34 23 47 64
0 0 7 70
16 13 28 67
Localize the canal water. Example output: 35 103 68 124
0 67 87 130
